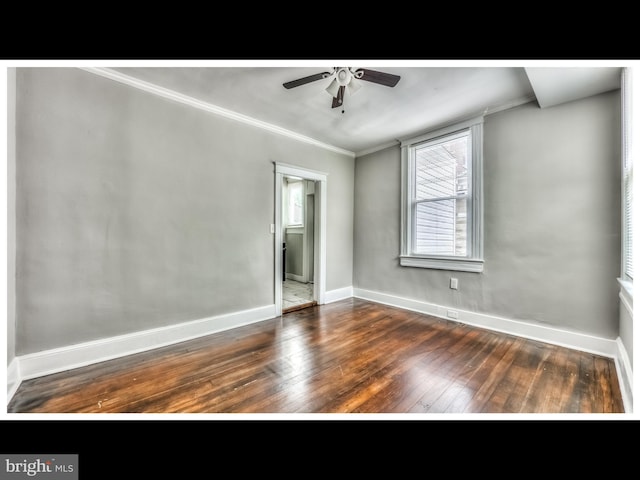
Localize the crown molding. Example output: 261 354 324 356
80 67 356 158
355 140 400 158
356 95 538 158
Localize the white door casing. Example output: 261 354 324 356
274 162 327 316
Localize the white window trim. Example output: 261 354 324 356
618 277 633 304
400 116 484 273
621 67 634 285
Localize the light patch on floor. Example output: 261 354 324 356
283 280 313 310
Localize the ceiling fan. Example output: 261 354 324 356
283 67 401 111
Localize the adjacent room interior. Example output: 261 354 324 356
5 63 634 414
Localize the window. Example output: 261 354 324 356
287 180 304 226
400 117 484 272
622 67 633 283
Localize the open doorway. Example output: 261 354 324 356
274 163 327 317
282 177 316 312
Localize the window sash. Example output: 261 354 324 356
400 117 483 272
412 195 470 258
409 128 473 259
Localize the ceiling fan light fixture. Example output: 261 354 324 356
325 78 340 97
347 77 362 95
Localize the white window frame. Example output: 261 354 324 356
619 66 634 296
400 116 484 273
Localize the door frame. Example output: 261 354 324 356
274 162 327 316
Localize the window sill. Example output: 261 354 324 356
618 277 633 307
285 226 304 234
399 255 484 273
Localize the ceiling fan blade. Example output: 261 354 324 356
331 85 345 108
358 69 401 87
283 72 332 89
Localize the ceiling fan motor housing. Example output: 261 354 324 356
336 68 353 86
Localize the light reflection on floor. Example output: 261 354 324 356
406 362 476 413
277 321 314 408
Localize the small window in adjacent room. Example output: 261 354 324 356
400 117 484 272
287 180 304 227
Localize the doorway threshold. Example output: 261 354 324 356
282 301 318 314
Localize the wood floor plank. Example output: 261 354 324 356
504 341 556 413
407 327 497 413
317 315 453 413
349 319 463 413
7 298 626 415
594 355 624 413
466 337 529 413
443 333 513 413
230 306 422 413
427 329 507 413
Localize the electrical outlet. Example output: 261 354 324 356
450 278 458 290
447 310 459 319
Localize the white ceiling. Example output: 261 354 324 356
524 67 622 108
110 64 622 156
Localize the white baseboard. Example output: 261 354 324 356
615 337 633 413
16 304 277 382
9 286 355 393
7 358 21 405
353 288 618 358
325 286 354 304
285 273 306 283
10 288 630 412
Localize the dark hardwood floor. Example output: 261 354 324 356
7 298 625 414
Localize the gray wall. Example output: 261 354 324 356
354 91 621 339
285 230 304 276
15 67 354 355
7 67 16 364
